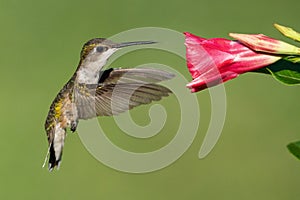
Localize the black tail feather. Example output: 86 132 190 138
48 142 62 171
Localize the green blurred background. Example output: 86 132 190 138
1 0 300 199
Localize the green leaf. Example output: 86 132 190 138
287 141 300 160
253 59 300 85
267 68 300 85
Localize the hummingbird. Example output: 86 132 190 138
44 38 174 171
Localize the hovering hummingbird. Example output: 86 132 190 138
44 38 174 171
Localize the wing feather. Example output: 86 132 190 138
76 68 174 119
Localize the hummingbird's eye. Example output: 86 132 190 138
96 46 108 53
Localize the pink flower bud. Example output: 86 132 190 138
274 23 300 43
229 33 300 55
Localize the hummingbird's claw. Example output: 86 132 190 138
70 120 78 132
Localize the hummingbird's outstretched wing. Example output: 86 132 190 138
75 68 174 119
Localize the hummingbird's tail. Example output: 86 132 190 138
47 126 66 171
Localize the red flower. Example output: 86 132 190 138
184 32 281 92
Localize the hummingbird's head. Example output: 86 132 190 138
76 38 156 84
79 38 156 65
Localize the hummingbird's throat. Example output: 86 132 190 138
76 48 117 84
76 67 102 84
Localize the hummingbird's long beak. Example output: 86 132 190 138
113 41 157 48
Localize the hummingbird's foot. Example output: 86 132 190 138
70 120 78 132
